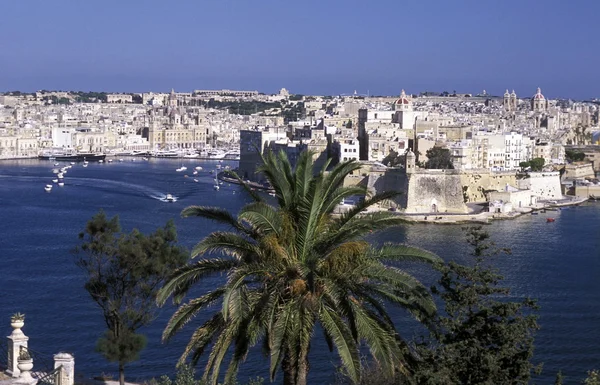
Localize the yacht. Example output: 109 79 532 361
165 194 175 202
153 150 179 158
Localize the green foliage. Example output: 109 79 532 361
96 328 147 364
159 150 441 385
288 94 304 101
424 147 454 169
565 149 586 162
413 227 539 385
529 157 545 171
205 99 281 115
74 210 189 385
381 149 405 167
148 365 264 385
584 370 600 385
555 370 564 385
519 161 530 171
11 312 25 322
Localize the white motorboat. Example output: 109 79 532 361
57 173 64 178
107 159 113 163
142 157 149 161
58 181 64 186
165 194 175 202
52 179 58 183
193 171 198 175
119 159 124 162
98 159 104 163
193 179 199 182
195 166 202 171
176 166 188 172
70 162 75 165
214 184 220 191
45 185 52 192
82 163 88 168
54 163 60 166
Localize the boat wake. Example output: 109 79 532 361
60 177 188 202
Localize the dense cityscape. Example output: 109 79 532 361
1 87 599 219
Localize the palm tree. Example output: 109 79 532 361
157 150 441 385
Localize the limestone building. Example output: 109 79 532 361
393 90 414 129
503 90 518 112
531 87 548 112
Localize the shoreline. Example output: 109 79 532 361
384 196 591 225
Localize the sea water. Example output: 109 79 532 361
0 158 598 384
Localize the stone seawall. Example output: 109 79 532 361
406 172 468 213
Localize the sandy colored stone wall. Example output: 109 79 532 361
406 170 468 213
460 170 517 202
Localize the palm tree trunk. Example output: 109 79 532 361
119 362 125 385
296 352 309 385
282 353 297 385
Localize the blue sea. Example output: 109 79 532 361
0 158 599 384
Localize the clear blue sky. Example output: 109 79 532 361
1 0 598 99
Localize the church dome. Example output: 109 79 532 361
533 87 545 100
395 89 411 105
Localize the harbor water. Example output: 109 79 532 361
0 158 599 384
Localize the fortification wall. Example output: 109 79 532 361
517 172 562 200
367 169 408 208
406 171 468 213
460 170 517 202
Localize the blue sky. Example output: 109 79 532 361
1 0 598 99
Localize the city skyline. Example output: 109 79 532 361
2 0 599 99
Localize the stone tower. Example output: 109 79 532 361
405 148 416 174
357 108 369 161
393 90 414 129
503 90 511 111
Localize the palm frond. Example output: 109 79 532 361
162 288 226 341
319 304 361 384
157 258 238 305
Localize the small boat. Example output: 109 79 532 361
57 173 64 178
195 166 203 171
52 179 58 183
119 159 124 162
44 185 52 192
193 179 199 182
165 194 175 202
176 166 188 172
82 163 88 168
107 159 113 163
70 162 75 165
58 181 64 186
98 159 104 163
214 185 220 190
193 171 198 175
184 175 189 178
547 218 555 223
54 163 59 166
142 157 149 161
